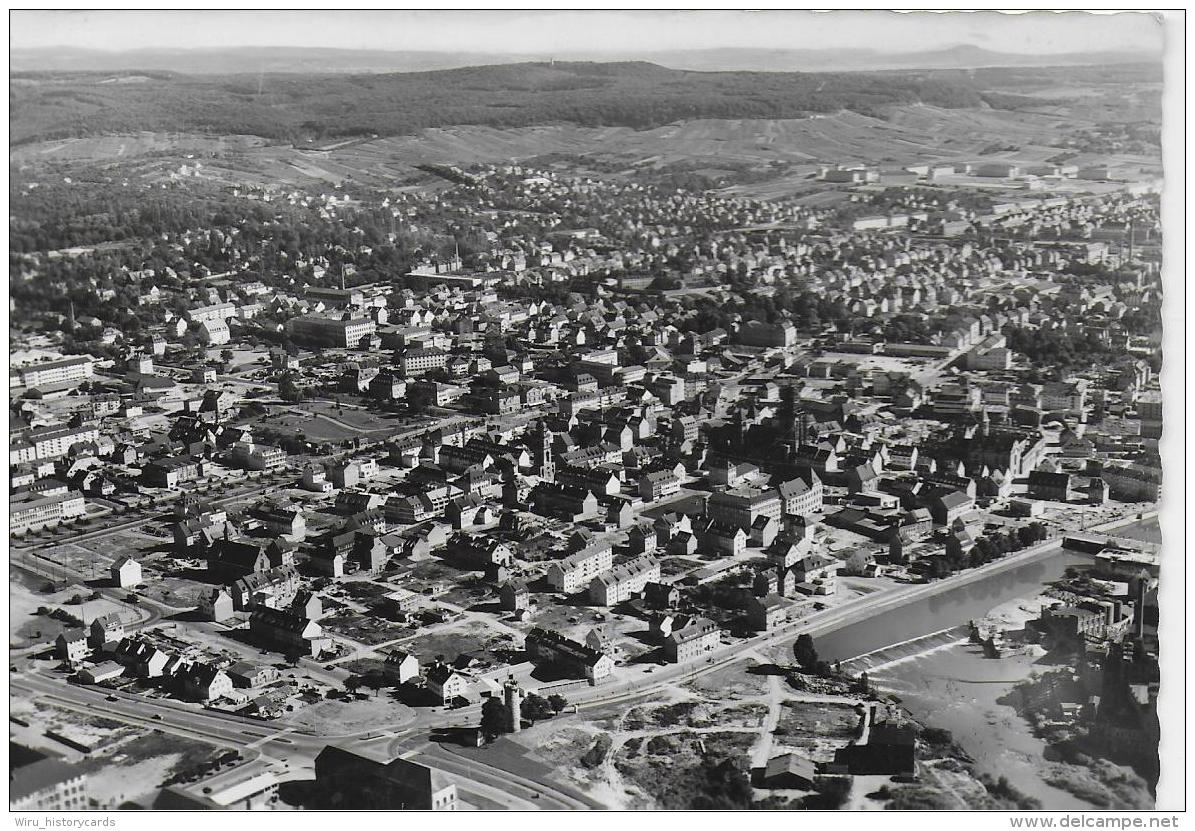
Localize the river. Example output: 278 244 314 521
806 516 1162 809
812 550 1092 662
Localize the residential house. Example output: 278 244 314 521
663 617 720 663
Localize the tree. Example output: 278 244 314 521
692 759 754 810
343 675 361 696
278 372 304 403
974 537 995 563
803 776 852 809
522 693 554 722
793 634 819 671
547 694 568 713
480 697 510 741
1017 526 1037 549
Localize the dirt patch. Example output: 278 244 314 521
682 659 770 700
321 611 409 646
282 694 414 733
623 700 767 731
613 729 756 809
773 700 863 762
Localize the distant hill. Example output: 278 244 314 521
10 44 1157 76
619 45 1157 73
10 46 518 76
11 60 1002 145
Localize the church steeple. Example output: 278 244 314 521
534 420 554 481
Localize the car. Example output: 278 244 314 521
106 694 119 702
151 714 162 720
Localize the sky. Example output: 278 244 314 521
10 10 1164 56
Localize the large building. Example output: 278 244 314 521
589 556 661 606
444 534 513 569
663 616 720 663
1099 462 1162 502
524 627 614 684
10 425 100 464
142 457 203 488
776 474 823 517
10 756 89 810
186 301 238 325
736 320 797 348
229 564 302 611
10 489 86 533
249 607 330 657
229 437 287 471
398 346 449 377
638 469 681 502
707 486 782 530
546 543 613 594
313 746 457 810
10 355 95 389
286 314 377 348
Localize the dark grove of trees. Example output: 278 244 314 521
1003 326 1122 375
12 61 1020 145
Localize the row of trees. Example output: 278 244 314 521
927 522 1052 577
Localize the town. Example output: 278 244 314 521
10 132 1165 810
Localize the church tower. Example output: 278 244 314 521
534 420 555 481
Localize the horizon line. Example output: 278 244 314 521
11 42 1161 58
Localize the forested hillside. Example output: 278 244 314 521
12 60 1006 144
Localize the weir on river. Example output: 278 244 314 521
814 550 1091 662
838 626 969 676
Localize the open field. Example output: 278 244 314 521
281 695 415 734
253 401 413 444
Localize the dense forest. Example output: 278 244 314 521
13 60 1017 144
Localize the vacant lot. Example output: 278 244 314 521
282 694 414 734
255 401 412 443
398 625 499 664
621 699 767 732
682 659 771 700
613 729 757 809
773 700 863 762
321 611 409 647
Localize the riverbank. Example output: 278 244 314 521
804 510 1158 657
847 558 1155 810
